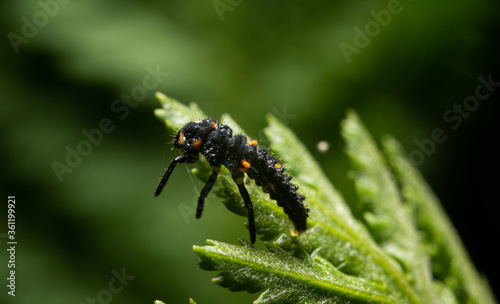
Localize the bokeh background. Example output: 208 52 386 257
1 0 498 303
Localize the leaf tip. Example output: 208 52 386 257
154 108 167 120
155 91 167 102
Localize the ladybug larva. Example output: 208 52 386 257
155 119 308 243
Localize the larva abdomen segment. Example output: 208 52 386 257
227 135 309 232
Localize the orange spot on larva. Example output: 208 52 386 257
240 159 251 172
241 159 251 168
193 139 203 149
249 139 258 146
177 131 186 145
274 164 281 169
211 121 216 129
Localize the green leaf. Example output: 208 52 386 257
341 110 435 304
194 239 399 304
155 93 497 304
382 135 497 304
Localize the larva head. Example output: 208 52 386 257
174 119 217 154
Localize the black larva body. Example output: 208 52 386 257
155 119 309 243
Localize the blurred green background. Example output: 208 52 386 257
1 0 498 303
